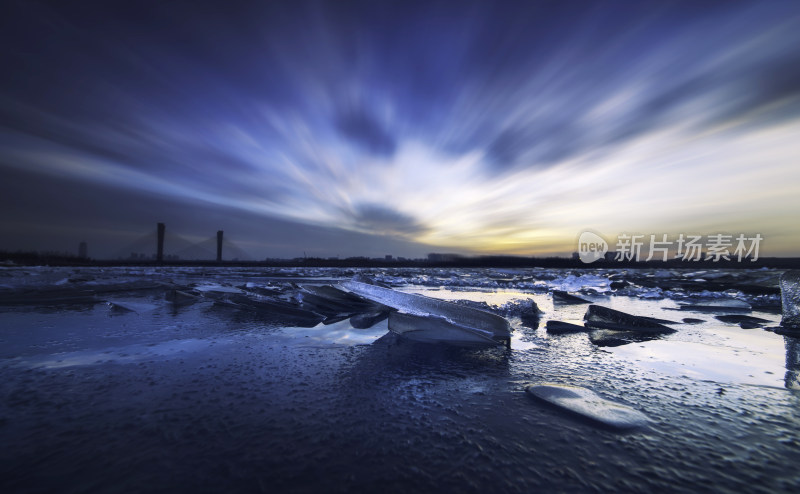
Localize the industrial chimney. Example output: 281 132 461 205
157 223 165 262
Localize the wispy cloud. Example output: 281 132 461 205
1 0 799 256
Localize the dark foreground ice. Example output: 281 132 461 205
1 266 799 493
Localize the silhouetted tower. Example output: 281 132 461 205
216 230 223 262
78 241 88 259
157 223 165 262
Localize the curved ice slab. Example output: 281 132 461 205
339 280 511 342
526 383 649 430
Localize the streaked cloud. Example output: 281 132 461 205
1 0 799 257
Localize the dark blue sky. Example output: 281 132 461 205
2 0 799 259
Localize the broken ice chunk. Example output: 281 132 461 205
194 284 244 295
107 301 135 313
217 294 324 327
546 320 588 334
589 329 668 347
714 314 771 328
340 280 511 343
105 300 159 314
552 290 591 305
0 286 97 306
525 383 649 430
678 298 751 313
350 273 392 288
321 314 352 325
780 270 800 329
584 305 676 333
785 336 800 389
498 298 540 328
164 289 200 308
349 311 390 329
299 284 382 315
387 312 501 347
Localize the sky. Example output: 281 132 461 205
1 0 799 260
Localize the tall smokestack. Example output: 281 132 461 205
216 230 223 262
157 223 165 262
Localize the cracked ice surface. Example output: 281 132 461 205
0 266 798 493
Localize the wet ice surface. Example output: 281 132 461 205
1 266 799 493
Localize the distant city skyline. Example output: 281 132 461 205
2 1 799 259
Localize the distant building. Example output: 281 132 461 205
427 253 462 263
385 255 393 261
78 241 88 259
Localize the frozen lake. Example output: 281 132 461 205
1 266 799 493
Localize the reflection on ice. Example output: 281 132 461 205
15 338 221 369
609 339 786 387
509 331 538 350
